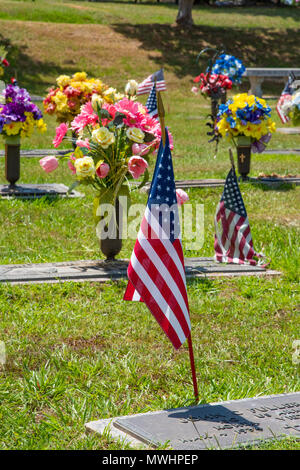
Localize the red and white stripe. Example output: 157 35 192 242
124 207 191 350
276 102 289 124
137 79 166 95
214 201 262 266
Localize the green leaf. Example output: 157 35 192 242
67 180 80 195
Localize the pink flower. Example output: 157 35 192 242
67 155 76 175
39 156 59 173
128 156 148 179
115 98 145 128
96 162 110 179
71 101 98 133
132 143 151 156
176 188 189 206
53 123 68 148
76 138 90 149
191 86 199 94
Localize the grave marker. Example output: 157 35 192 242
85 392 300 450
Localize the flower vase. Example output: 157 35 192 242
210 96 219 123
5 135 21 187
236 135 251 180
97 197 123 261
221 90 227 105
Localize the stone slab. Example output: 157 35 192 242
0 257 280 285
276 128 300 135
245 68 300 78
248 177 300 187
0 183 83 199
0 149 72 158
264 148 300 155
141 179 225 192
85 392 300 450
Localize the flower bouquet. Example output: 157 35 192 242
192 72 232 122
215 93 276 179
278 88 300 126
192 73 232 99
211 54 245 85
40 95 173 259
43 71 123 126
0 83 46 185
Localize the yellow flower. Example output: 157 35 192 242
267 119 276 133
91 94 104 112
4 122 23 135
126 127 145 143
36 118 47 133
53 91 68 112
72 72 87 82
102 87 117 104
74 156 95 179
92 127 115 148
57 75 71 89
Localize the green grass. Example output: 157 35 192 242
0 2 300 451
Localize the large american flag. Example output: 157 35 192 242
214 167 264 266
276 73 295 124
137 69 167 96
146 83 158 118
124 132 191 350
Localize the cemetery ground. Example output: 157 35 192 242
0 1 299 450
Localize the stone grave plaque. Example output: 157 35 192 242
0 183 83 199
112 393 300 450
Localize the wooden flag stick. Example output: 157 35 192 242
229 148 235 170
188 333 199 403
156 84 166 146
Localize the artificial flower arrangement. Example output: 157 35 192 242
40 94 173 208
0 46 9 78
278 87 300 126
215 93 276 153
0 83 46 139
211 54 245 85
43 71 123 125
192 72 232 99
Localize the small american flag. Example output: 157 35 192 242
146 83 158 118
137 69 167 96
214 167 264 266
276 73 296 124
124 132 191 350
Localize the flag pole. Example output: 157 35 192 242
155 85 199 403
229 148 235 170
156 81 166 146
188 333 199 403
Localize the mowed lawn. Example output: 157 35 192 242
0 1 299 450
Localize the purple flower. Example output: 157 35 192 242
0 84 43 127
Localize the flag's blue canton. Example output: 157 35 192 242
152 68 165 82
148 133 179 243
146 84 157 116
221 168 247 218
282 73 295 95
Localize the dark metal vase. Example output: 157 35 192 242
99 198 123 261
5 137 21 186
237 136 251 180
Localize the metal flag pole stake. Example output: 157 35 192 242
188 333 199 403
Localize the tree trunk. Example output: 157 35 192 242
176 0 195 27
